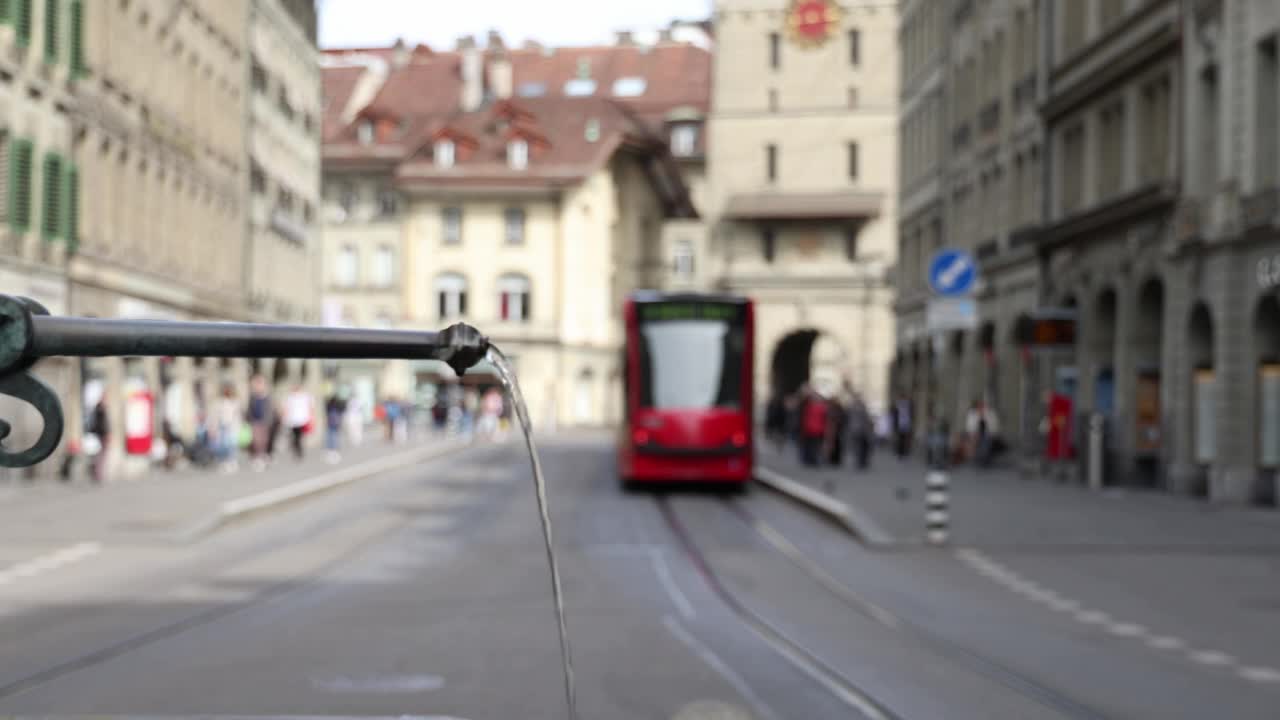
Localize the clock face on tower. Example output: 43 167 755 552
785 0 844 49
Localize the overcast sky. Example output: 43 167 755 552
318 0 713 50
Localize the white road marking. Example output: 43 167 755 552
0 542 101 588
1147 635 1186 651
649 548 696 621
1189 650 1235 667
1239 666 1280 683
663 615 781 720
956 548 1268 682
1105 622 1147 638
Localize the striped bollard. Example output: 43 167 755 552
926 471 949 545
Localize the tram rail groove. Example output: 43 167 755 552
657 497 904 720
724 499 1114 720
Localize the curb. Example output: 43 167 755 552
754 465 896 547
177 438 475 541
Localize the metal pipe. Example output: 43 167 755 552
29 316 447 361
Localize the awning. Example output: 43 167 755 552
722 190 883 221
410 359 503 385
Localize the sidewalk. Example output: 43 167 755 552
756 441 1280 549
0 432 471 546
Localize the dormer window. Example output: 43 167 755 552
671 123 698 157
435 139 455 169
508 139 528 170
612 77 646 97
357 120 373 145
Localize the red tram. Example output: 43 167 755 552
618 292 754 488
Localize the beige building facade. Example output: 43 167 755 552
321 30 709 426
708 0 898 412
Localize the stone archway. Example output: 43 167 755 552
769 329 850 400
1092 288 1118 416
1254 295 1280 503
1188 302 1215 496
1132 277 1165 485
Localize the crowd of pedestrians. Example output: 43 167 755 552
765 382 1008 474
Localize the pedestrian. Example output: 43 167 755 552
393 396 410 443
432 394 448 436
847 392 873 470
324 392 346 464
479 387 503 440
892 394 913 460
799 387 828 467
215 384 241 473
246 374 271 472
967 398 1001 467
86 395 110 483
265 396 283 461
826 392 848 466
344 392 365 448
384 397 401 444
284 383 313 460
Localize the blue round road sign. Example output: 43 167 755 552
928 249 977 297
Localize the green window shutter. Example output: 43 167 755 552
10 139 32 232
0 0 12 24
0 136 9 226
68 0 82 76
62 162 77 251
15 0 30 47
41 152 60 240
43 0 57 63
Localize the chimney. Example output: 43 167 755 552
456 34 476 50
658 28 673 43
487 29 506 51
615 30 634 46
461 44 483 111
523 39 543 51
488 51 513 100
391 37 409 68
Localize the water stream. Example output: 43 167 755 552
487 346 577 720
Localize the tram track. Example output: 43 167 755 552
658 494 1113 720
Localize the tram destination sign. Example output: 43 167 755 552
640 302 739 322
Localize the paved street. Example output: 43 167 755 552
0 431 1275 719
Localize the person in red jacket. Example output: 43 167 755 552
800 387 829 467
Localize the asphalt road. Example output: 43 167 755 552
0 431 1276 719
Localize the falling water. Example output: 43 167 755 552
487 346 577 720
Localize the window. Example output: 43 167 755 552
250 163 265 194
768 88 778 112
43 0 57 63
335 245 358 287
670 124 697 157
376 186 398 218
63 162 77 251
847 142 859 180
69 0 84 75
761 227 776 262
357 120 373 145
843 227 858 261
372 244 394 287
337 182 355 216
9 138 32 232
1061 123 1085 214
564 78 596 96
435 273 467 318
769 32 780 69
497 273 531 322
612 77 646 97
441 206 462 245
848 29 860 66
251 58 268 92
672 239 694 278
504 207 525 245
585 118 601 143
277 86 294 121
1098 100 1125 198
507 139 528 170
13 0 31 48
41 152 61 240
1200 65 1220 192
1062 0 1085 56
766 143 777 182
434 139 455 168
1257 37 1278 187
